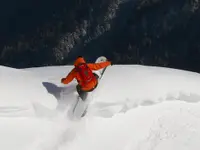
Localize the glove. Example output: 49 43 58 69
107 60 112 66
61 78 66 83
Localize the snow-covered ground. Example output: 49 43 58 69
1 64 200 150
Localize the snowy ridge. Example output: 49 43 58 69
0 66 57 117
1 64 200 150
87 65 200 117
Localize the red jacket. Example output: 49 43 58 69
61 57 111 91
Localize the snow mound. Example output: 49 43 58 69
0 66 57 117
88 65 200 117
1 64 200 150
61 101 200 150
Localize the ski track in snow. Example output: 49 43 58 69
1 64 200 150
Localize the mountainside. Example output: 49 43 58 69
1 0 200 73
1 64 200 150
0 0 121 68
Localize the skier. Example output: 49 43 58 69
61 56 111 100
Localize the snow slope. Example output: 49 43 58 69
0 66 60 150
1 64 200 150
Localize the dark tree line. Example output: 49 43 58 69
1 0 200 73
110 0 200 72
0 0 120 68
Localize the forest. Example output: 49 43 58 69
1 0 200 73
